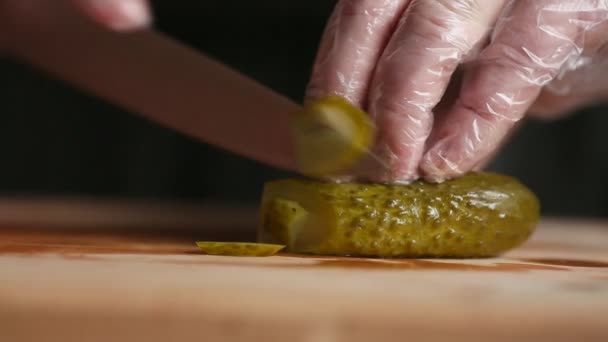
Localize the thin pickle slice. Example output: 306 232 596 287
293 96 375 178
195 242 285 256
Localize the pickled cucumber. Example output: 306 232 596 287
258 172 540 258
195 242 285 256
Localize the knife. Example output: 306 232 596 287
7 0 384 179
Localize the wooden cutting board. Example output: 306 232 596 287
0 198 606 342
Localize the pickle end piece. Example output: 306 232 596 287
195 242 285 257
259 197 309 247
262 197 331 253
293 96 375 178
258 181 337 253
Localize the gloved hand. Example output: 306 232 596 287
306 0 608 183
68 0 151 30
529 50 608 119
0 0 151 43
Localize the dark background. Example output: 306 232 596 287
0 1 607 217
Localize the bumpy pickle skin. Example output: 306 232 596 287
195 242 285 256
257 172 540 258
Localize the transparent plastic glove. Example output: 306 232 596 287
69 0 151 31
306 0 608 183
529 47 608 119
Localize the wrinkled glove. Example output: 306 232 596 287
306 0 608 183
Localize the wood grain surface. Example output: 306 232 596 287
0 197 606 342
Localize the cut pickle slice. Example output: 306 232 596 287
293 96 375 178
258 179 337 253
195 242 285 256
258 172 540 258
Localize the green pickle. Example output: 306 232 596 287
258 172 540 258
195 242 285 256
